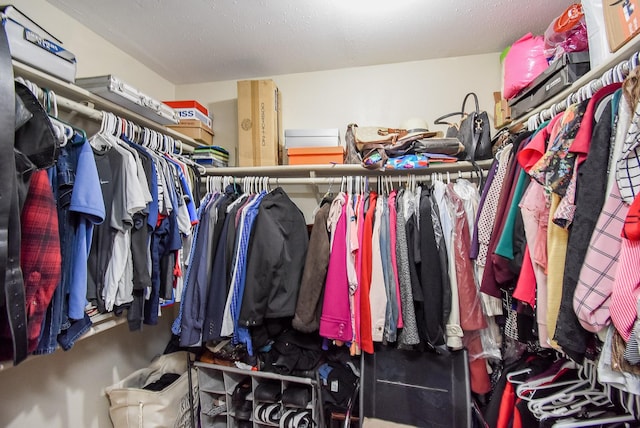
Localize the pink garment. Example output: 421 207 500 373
388 191 403 328
520 182 550 273
354 195 366 349
610 238 640 341
346 194 359 346
519 181 551 347
574 182 628 332
319 203 353 342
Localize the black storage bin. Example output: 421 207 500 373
362 346 471 428
509 51 591 119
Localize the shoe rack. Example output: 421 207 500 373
196 361 320 428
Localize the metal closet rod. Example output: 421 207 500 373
208 169 486 186
55 94 196 154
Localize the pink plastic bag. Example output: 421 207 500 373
503 33 549 100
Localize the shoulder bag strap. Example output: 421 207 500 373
433 111 464 126
467 112 485 162
0 18 28 365
436 92 480 125
461 92 480 114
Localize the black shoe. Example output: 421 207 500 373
232 377 252 420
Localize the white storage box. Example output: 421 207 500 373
284 128 340 148
75 75 180 125
174 108 212 129
1 5 77 82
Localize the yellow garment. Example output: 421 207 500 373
546 193 569 350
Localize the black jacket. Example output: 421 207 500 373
239 188 309 327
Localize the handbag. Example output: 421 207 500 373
105 351 198 428
434 92 492 161
347 123 443 170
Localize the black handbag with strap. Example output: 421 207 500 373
434 92 492 161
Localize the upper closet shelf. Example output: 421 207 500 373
11 60 202 153
205 159 493 178
510 31 640 126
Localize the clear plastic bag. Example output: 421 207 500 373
544 3 589 64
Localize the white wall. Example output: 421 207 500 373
0 317 173 428
0 2 177 428
12 0 176 100
176 53 502 166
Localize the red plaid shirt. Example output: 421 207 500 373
21 170 62 353
0 170 61 360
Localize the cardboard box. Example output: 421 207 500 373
603 0 640 52
284 128 340 148
168 120 214 145
172 108 212 128
493 92 512 129
237 79 282 166
163 100 209 116
287 146 344 165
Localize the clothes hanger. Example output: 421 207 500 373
506 368 533 385
515 359 579 399
552 413 637 427
531 389 611 419
525 360 609 420
42 88 86 146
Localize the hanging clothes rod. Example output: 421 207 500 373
206 169 487 187
34 88 197 154
205 159 494 177
526 50 640 131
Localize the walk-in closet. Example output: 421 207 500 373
2 1 640 427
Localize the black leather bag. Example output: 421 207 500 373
434 92 492 161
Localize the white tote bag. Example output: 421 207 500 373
105 351 198 428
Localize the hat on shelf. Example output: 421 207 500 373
400 117 443 139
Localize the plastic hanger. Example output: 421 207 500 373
525 360 610 421
506 368 532 385
552 414 637 428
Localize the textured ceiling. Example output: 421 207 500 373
47 0 577 85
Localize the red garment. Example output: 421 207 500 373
22 170 61 353
359 192 377 354
512 245 536 307
517 114 561 171
496 381 516 428
512 398 524 428
569 82 622 165
465 331 492 395
447 184 486 331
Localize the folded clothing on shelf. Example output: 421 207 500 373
192 145 229 167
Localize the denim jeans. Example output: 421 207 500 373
145 216 171 325
34 146 74 354
34 144 93 354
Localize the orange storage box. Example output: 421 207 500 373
287 146 344 165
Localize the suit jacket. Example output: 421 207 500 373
292 202 331 332
239 188 309 327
